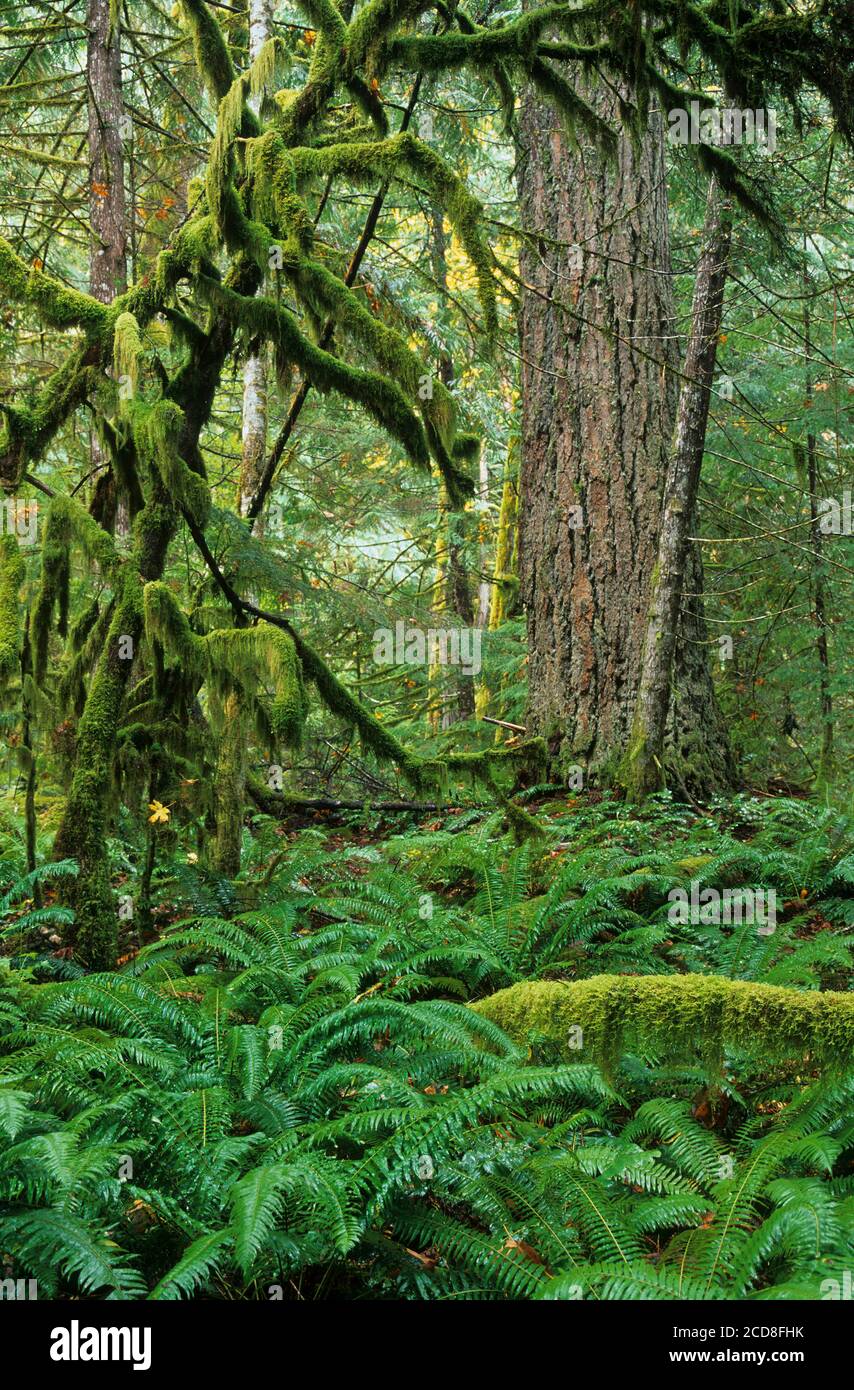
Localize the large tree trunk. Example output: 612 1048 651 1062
517 76 731 795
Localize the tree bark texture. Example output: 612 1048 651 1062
517 76 732 795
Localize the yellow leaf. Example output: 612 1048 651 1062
148 800 171 825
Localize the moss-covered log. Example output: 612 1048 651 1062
472 975 854 1072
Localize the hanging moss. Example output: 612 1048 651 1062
133 400 211 527
143 581 205 672
205 626 308 749
51 567 146 967
112 311 144 399
290 132 498 341
0 235 109 336
56 597 103 716
179 0 236 102
198 275 432 469
1 349 100 490
282 247 457 436
144 584 308 751
30 496 116 685
472 976 854 1074
0 533 23 681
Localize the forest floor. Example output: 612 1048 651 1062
1 787 852 1299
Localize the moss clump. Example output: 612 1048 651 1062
143 584 308 750
179 0 236 102
0 235 108 335
198 275 431 470
31 496 116 685
1 349 99 490
472 975 854 1074
133 400 211 527
0 532 24 680
290 132 498 341
112 311 144 399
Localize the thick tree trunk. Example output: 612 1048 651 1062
517 77 731 794
622 179 733 797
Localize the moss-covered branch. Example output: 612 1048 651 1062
0 236 109 335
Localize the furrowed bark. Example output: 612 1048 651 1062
517 77 672 780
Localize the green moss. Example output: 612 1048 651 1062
144 586 308 751
291 132 497 341
133 400 211 527
472 976 854 1074
31 496 116 685
212 690 246 877
617 723 664 801
198 275 431 470
1 349 99 489
0 235 108 335
0 532 24 681
112 311 143 398
52 569 145 968
52 491 177 969
179 0 236 102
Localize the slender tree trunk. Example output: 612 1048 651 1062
21 614 39 900
213 0 274 875
429 203 474 725
476 447 491 632
87 0 128 534
239 0 274 524
517 75 731 793
803 266 834 785
476 437 519 719
622 179 733 797
213 693 247 878
489 437 520 631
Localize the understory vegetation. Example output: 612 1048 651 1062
2 793 853 1299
